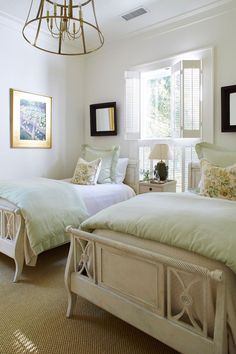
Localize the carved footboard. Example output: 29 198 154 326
0 206 24 282
65 227 227 354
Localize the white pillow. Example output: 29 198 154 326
195 142 236 167
81 144 120 184
115 158 129 184
71 157 102 185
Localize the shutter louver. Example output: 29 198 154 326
124 71 140 140
172 60 202 139
182 60 202 138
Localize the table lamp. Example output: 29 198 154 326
149 144 172 181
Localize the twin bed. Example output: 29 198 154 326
0 161 137 282
65 163 236 354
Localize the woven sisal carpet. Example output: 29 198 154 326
0 245 178 354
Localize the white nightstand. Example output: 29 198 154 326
139 180 177 194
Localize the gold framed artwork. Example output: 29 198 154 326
10 89 52 148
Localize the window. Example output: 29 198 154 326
124 48 213 191
141 68 171 139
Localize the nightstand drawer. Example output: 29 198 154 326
139 180 177 194
139 185 165 193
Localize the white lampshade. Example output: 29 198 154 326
149 144 172 160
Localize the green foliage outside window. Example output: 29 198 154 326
144 76 171 139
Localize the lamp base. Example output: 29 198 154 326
154 161 168 181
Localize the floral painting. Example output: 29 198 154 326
10 89 52 148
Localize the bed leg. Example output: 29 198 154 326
13 221 25 282
66 292 77 318
13 254 24 282
65 232 77 317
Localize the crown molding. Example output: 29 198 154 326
0 11 24 33
105 0 236 45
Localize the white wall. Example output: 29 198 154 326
84 7 236 157
0 19 85 179
1 7 236 180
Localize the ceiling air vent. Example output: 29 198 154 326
122 7 148 21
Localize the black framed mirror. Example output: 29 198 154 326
90 102 117 136
221 85 236 132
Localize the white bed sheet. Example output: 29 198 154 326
63 180 135 216
0 181 135 266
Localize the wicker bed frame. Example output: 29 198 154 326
64 163 228 354
0 161 138 282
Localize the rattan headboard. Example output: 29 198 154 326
124 160 139 194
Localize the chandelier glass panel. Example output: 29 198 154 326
22 0 104 55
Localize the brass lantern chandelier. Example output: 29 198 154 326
22 0 104 55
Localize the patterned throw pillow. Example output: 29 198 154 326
71 158 102 185
200 159 236 200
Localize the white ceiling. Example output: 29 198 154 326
0 0 234 42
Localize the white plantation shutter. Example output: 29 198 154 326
172 60 202 139
183 60 202 138
168 144 199 192
124 71 140 140
139 145 151 179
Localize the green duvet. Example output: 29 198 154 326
0 178 88 256
81 192 236 274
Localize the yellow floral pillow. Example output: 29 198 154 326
200 159 236 200
71 158 102 185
